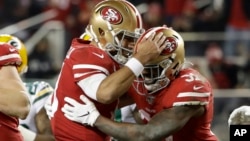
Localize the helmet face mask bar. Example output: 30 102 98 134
134 55 175 95
106 28 145 64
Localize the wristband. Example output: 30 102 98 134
125 58 144 77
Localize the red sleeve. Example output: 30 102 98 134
162 69 212 107
0 43 21 67
172 81 211 106
66 39 119 82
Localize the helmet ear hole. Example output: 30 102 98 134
98 28 105 36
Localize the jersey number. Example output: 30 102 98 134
181 73 201 82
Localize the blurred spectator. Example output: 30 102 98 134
141 1 164 30
42 0 78 54
221 0 250 58
24 37 58 79
192 0 224 32
205 42 241 89
164 0 196 32
0 0 34 40
43 0 101 54
205 42 249 130
1 0 30 26
77 0 102 26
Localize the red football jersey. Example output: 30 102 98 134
0 43 23 141
50 39 119 141
129 68 218 141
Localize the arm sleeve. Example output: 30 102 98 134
77 73 106 100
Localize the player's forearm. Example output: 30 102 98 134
0 103 30 119
95 116 164 141
36 108 53 134
0 90 30 119
97 66 135 104
0 74 30 119
95 109 188 141
94 116 143 141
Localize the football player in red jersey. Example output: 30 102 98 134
47 0 167 140
0 36 30 141
62 26 219 141
0 34 55 141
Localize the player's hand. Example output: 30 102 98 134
134 31 167 65
44 94 53 120
62 95 100 126
228 105 250 125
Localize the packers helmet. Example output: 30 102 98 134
0 34 28 74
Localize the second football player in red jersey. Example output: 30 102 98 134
62 26 218 141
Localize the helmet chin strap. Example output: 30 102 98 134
144 83 160 92
144 77 170 95
144 67 170 95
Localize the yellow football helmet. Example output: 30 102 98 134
86 0 144 64
134 26 185 94
0 34 28 74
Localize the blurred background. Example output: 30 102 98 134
1 0 250 140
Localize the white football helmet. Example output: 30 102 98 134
133 26 185 95
85 0 144 64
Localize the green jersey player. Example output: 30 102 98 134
19 81 54 141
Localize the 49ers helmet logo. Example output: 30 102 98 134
101 7 122 24
162 37 178 55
